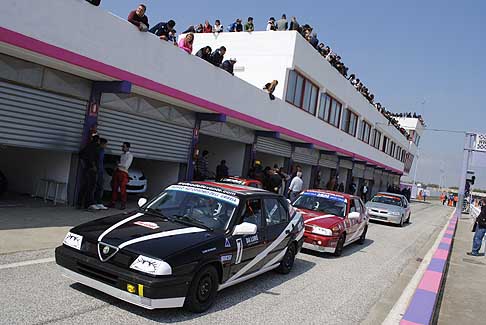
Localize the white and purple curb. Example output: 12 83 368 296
399 212 460 325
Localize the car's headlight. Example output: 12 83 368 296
311 226 333 236
130 255 172 276
63 232 83 250
389 211 401 216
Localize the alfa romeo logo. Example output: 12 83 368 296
97 242 119 262
102 246 110 255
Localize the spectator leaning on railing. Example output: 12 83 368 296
266 17 277 31
245 17 255 32
195 46 212 62
178 33 194 54
221 58 237 75
276 14 288 31
202 20 212 33
149 20 176 41
228 19 243 32
213 19 224 33
127 4 149 31
210 46 226 66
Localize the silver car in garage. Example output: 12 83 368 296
365 192 411 226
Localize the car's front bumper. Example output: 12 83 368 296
302 232 338 253
55 246 189 309
368 211 401 224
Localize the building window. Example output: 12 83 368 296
371 129 382 149
382 136 389 153
388 141 396 156
341 108 358 136
318 93 342 128
358 120 371 143
286 70 318 114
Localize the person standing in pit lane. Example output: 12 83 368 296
468 198 486 256
288 171 304 201
109 142 133 210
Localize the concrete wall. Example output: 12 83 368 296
0 0 404 174
131 159 180 198
198 135 246 177
0 146 71 201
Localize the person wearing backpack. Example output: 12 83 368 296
468 198 486 256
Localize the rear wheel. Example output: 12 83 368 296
184 265 219 313
276 243 296 274
358 226 368 245
334 234 346 257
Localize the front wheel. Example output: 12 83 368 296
276 243 296 274
334 234 346 257
399 216 404 227
406 213 411 224
184 265 219 313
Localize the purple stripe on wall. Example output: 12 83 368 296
402 289 437 324
0 26 405 174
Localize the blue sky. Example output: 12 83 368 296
101 0 486 188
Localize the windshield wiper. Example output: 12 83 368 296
143 208 170 220
172 215 213 231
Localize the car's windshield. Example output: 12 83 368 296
371 195 402 207
145 185 239 231
293 192 347 217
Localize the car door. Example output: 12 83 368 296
261 197 291 265
229 198 267 277
346 199 361 243
402 198 410 218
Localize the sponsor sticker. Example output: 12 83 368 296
245 234 259 245
225 238 231 248
202 247 217 254
220 254 233 262
63 232 83 250
168 185 239 205
303 191 347 203
133 221 160 230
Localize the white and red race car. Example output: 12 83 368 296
292 189 369 256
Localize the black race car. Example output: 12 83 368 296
56 182 304 312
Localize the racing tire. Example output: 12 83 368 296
358 226 368 245
399 216 404 227
334 234 346 257
276 243 296 274
184 265 219 313
406 214 411 224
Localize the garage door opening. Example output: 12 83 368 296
197 134 248 179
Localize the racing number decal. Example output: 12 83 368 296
235 238 243 264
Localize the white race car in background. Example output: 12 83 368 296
103 164 147 194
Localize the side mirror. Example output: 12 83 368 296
348 211 360 219
137 197 148 207
232 222 257 236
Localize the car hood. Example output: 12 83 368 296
366 202 403 213
296 208 343 228
71 211 220 260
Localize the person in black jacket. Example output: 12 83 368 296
468 198 486 256
77 135 100 209
210 46 226 66
221 58 236 75
149 20 176 40
195 46 212 62
215 160 229 181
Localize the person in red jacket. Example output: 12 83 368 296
127 4 149 31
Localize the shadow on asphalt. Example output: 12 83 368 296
0 192 141 230
70 257 316 322
301 238 375 259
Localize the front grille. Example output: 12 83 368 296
76 261 118 286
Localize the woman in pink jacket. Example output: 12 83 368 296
178 33 194 54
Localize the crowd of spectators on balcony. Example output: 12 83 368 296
389 112 426 126
124 4 417 140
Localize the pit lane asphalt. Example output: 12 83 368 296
0 202 451 325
